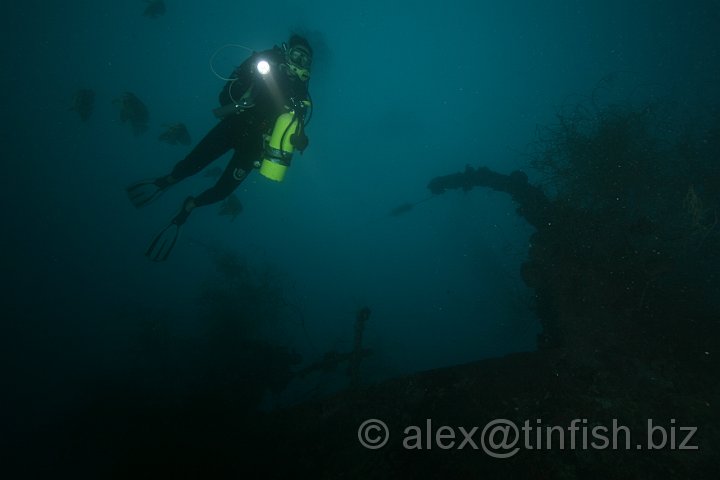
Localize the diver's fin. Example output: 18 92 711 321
145 196 195 262
125 178 168 208
145 223 181 262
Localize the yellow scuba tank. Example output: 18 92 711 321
259 101 310 182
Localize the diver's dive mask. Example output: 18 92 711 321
284 44 312 81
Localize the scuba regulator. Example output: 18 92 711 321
259 97 310 182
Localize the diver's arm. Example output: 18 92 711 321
218 48 281 106
218 54 257 106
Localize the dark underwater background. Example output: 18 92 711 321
3 0 719 478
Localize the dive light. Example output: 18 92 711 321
256 59 270 75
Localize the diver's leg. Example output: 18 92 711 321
144 149 254 261
193 151 254 207
166 118 237 183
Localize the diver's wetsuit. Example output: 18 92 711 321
168 46 310 207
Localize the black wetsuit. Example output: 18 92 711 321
168 46 310 206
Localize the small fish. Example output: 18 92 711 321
203 166 224 178
112 92 149 136
71 89 95 121
388 196 434 217
158 123 191 146
219 194 243 221
143 0 166 18
389 202 415 217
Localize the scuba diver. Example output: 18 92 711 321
126 34 313 261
